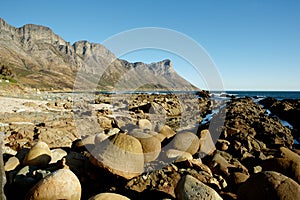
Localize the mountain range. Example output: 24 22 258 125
0 18 198 92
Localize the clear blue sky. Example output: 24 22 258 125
1 0 300 91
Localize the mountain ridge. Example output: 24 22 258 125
0 18 199 92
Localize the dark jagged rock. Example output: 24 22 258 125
221 97 294 153
260 97 300 130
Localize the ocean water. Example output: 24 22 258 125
225 91 300 100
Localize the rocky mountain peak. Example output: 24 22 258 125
73 40 114 59
0 19 197 91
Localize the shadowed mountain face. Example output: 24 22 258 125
0 18 198 91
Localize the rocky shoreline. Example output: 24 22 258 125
1 92 300 199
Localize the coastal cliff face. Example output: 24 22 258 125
0 18 196 91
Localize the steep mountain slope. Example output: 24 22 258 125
0 18 197 91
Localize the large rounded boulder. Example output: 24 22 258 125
90 133 144 179
25 169 81 200
262 147 300 184
238 171 300 200
23 141 51 168
171 132 200 155
129 129 161 162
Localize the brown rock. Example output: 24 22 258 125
238 171 300 200
199 129 216 157
153 133 166 142
98 116 112 130
23 141 51 168
90 133 144 179
231 172 249 185
129 130 161 162
262 147 300 184
217 139 230 151
25 169 81 200
158 125 176 139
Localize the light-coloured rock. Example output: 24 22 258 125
4 156 20 171
88 192 130 200
129 130 161 162
25 169 81 200
158 125 176 139
23 141 51 167
98 116 113 130
2 146 17 155
217 139 230 151
238 171 300 200
171 132 200 155
199 129 216 157
153 133 166 142
90 133 144 179
82 134 96 145
94 132 109 145
175 175 223 200
137 119 152 130
253 165 262 173
165 149 193 162
50 148 67 164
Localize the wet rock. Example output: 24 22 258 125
175 175 223 200
171 132 200 155
88 192 130 200
238 171 300 200
221 98 294 150
90 133 144 179
260 97 300 129
23 141 51 168
25 168 81 200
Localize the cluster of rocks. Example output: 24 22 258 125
1 94 300 199
260 97 300 147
